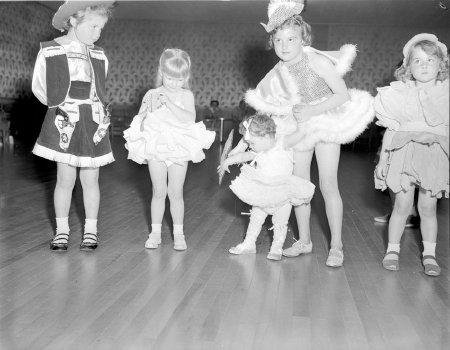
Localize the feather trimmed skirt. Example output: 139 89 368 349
272 89 375 151
230 164 315 208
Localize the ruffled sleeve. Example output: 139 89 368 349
374 82 409 130
419 80 449 127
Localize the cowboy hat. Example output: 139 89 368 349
52 0 115 31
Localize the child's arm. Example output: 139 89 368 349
375 129 394 179
228 137 249 156
160 89 196 123
31 50 47 105
293 52 350 122
217 151 256 177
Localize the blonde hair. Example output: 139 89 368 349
239 114 277 138
155 48 191 89
267 14 312 50
395 40 449 82
62 5 113 31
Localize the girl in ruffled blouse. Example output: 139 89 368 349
375 33 449 276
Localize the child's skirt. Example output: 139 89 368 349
32 87 114 168
124 106 215 166
230 164 315 209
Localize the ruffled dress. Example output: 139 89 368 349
230 138 315 209
124 89 215 165
374 80 449 198
245 45 374 151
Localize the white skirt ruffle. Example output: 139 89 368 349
230 164 315 208
124 107 215 165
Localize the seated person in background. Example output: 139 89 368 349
203 99 223 128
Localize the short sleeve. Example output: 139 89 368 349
31 50 47 105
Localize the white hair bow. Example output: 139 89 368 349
243 119 252 140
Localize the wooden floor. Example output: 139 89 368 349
0 137 448 350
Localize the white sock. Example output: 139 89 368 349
422 241 436 256
150 224 162 236
56 217 69 234
173 224 184 236
387 243 400 253
84 218 98 234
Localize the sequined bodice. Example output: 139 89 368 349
287 54 332 103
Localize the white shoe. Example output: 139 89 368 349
174 234 187 251
326 248 344 267
229 242 256 255
282 240 312 257
145 233 161 249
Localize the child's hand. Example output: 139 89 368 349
217 159 231 176
158 92 169 106
293 104 315 123
375 161 387 180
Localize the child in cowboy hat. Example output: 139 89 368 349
32 0 114 251
226 0 374 267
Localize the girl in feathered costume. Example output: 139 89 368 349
375 34 449 276
218 114 315 261
124 48 215 251
227 0 374 267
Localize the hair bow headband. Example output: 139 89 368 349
243 119 252 140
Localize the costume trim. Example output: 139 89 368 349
42 46 66 58
33 144 114 168
89 49 107 61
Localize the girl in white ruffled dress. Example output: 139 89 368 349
124 48 215 250
218 114 315 260
375 34 449 276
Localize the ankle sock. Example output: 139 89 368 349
422 241 436 256
173 224 184 236
151 224 162 235
84 218 98 234
386 243 400 254
56 217 69 234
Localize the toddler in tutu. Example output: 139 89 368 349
218 114 315 260
375 34 449 276
124 48 215 250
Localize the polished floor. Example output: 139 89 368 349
0 137 448 350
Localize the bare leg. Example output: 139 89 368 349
292 149 314 244
148 160 168 225
54 163 77 218
79 167 100 219
167 162 188 225
315 142 343 250
51 163 77 249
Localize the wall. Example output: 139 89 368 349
0 2 449 109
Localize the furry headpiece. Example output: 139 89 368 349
261 0 305 32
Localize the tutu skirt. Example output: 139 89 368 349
230 164 315 208
273 89 375 151
124 107 215 165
